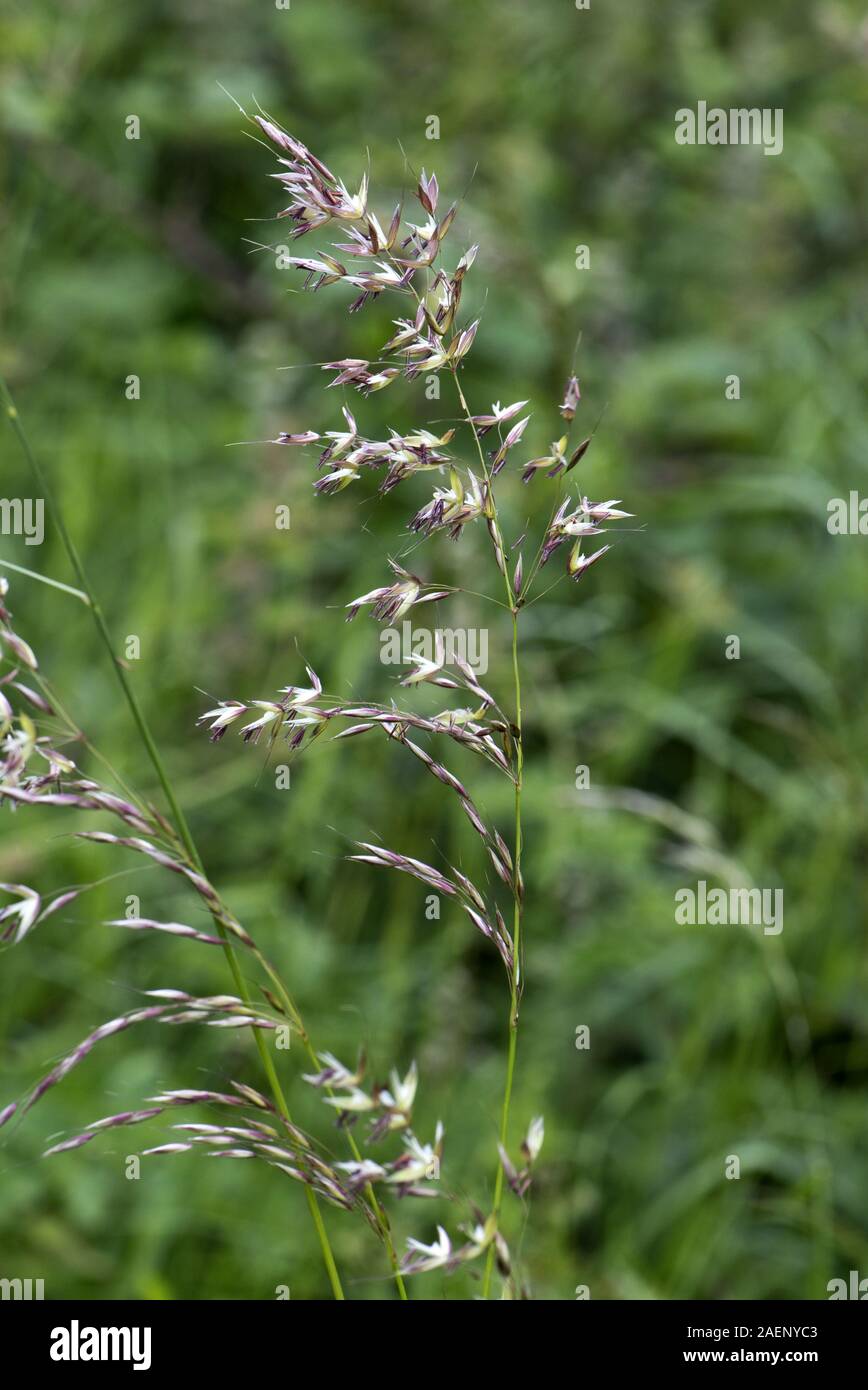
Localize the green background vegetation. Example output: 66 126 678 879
1 0 867 1299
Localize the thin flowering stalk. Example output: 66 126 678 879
0 373 348 1302
205 113 633 1296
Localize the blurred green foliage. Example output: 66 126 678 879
1 0 867 1300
